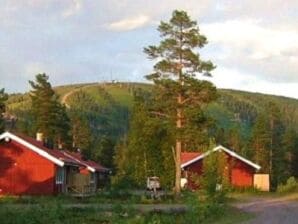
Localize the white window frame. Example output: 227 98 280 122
90 172 96 184
55 167 65 185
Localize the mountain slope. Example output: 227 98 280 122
6 82 298 138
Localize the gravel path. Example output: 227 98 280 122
234 197 298 224
60 83 99 108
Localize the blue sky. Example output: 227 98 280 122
0 0 297 99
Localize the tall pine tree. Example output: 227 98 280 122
282 127 298 178
251 114 271 173
114 89 175 187
144 10 217 194
29 74 71 148
267 102 285 188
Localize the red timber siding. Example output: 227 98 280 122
183 152 255 189
79 167 90 175
0 140 56 195
183 160 203 189
229 158 254 187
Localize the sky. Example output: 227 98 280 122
0 0 297 99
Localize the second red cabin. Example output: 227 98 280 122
181 145 261 189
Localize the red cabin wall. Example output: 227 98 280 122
79 167 89 175
184 160 203 189
230 159 254 187
183 153 255 189
0 140 56 195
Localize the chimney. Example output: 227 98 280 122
36 132 44 142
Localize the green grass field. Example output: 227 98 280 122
0 192 252 224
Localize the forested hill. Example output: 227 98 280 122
5 82 298 153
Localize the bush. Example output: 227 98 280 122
277 176 298 193
184 191 224 224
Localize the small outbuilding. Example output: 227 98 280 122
181 145 261 189
0 131 109 195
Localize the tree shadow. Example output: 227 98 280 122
0 140 55 195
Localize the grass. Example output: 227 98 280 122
0 191 253 224
0 190 179 205
0 203 251 224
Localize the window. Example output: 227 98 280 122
90 173 95 184
56 167 65 184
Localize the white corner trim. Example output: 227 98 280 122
0 132 64 167
181 145 261 170
87 166 96 173
216 145 261 170
181 152 209 168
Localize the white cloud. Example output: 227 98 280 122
202 19 298 59
201 19 298 82
107 15 151 31
62 0 82 18
24 62 48 77
207 67 298 99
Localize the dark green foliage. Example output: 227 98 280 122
67 86 129 165
277 176 298 193
52 103 72 148
144 9 217 140
282 128 298 177
69 111 92 155
114 90 175 188
29 74 57 137
251 113 271 173
92 136 115 168
198 142 229 202
144 10 217 193
29 74 71 148
0 88 8 132
184 192 225 224
267 102 286 188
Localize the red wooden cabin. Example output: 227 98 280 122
0 132 109 195
181 145 261 189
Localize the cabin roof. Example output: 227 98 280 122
0 131 108 172
181 152 201 165
181 145 261 170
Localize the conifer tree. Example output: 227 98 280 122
52 103 72 148
251 114 271 173
227 126 241 152
70 111 92 152
282 127 298 177
0 88 8 132
29 74 71 148
144 10 217 194
29 74 56 138
267 102 285 187
113 89 176 188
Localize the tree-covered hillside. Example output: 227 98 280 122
4 82 298 183
5 82 298 140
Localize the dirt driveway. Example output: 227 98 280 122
233 196 298 224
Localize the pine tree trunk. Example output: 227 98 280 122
175 139 181 195
175 94 183 195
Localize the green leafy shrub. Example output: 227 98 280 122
183 191 224 224
277 176 298 193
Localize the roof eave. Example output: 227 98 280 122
180 145 261 170
0 132 65 167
